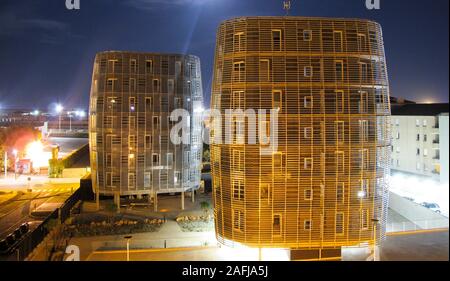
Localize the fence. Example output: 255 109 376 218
386 218 449 233
6 176 94 261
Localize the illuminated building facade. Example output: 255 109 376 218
210 17 391 257
89 51 203 206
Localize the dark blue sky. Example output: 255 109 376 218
0 0 448 110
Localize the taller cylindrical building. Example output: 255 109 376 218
89 51 203 200
210 17 391 255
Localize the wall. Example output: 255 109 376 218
388 192 448 229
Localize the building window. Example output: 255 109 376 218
232 91 245 108
129 97 136 112
423 134 427 142
152 153 160 165
336 212 344 235
145 135 152 149
260 183 271 205
423 149 428 157
304 158 313 170
396 146 400 153
273 214 282 236
360 179 369 199
129 116 136 130
233 119 245 144
106 78 117 92
145 97 152 112
233 61 245 82
360 62 368 82
416 162 421 170
273 152 283 175
232 150 244 173
333 31 343 52
272 29 282 51
106 172 113 187
233 210 244 232
304 127 312 139
416 134 420 141
360 120 368 142
303 30 312 41
174 171 181 185
304 220 312 231
359 91 368 113
396 132 400 139
360 149 369 170
232 179 244 201
357 33 366 52
304 188 313 200
108 59 118 73
234 32 245 52
304 66 313 78
260 59 271 81
304 96 312 108
153 79 160 92
153 116 159 128
145 60 153 74
336 182 345 203
128 173 136 188
416 148 420 155
395 119 400 126
416 119 420 127
144 172 152 188
273 90 282 111
423 119 428 127
335 60 344 81
130 59 137 73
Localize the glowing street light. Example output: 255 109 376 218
56 104 64 131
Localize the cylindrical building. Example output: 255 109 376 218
210 17 391 255
89 51 203 201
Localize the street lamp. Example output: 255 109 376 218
68 111 72 131
124 235 132 261
12 149 18 180
56 104 64 131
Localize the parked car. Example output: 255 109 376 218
19 223 30 235
421 202 441 213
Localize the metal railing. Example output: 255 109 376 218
386 218 449 233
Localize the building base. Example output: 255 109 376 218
290 248 341 261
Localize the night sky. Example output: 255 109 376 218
0 0 448 111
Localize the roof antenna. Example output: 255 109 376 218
283 1 292 16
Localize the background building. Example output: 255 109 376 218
391 103 449 184
89 51 203 208
210 17 391 258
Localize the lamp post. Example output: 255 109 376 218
68 112 72 131
12 149 18 180
124 235 132 261
56 104 63 132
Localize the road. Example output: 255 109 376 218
45 137 88 157
0 183 78 240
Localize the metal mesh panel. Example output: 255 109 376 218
210 17 391 249
89 51 203 196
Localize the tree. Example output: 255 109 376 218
200 201 210 217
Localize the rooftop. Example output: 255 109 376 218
391 103 449 116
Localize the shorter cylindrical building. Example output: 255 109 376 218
89 51 203 201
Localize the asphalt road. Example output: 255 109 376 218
45 137 88 155
0 183 78 240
